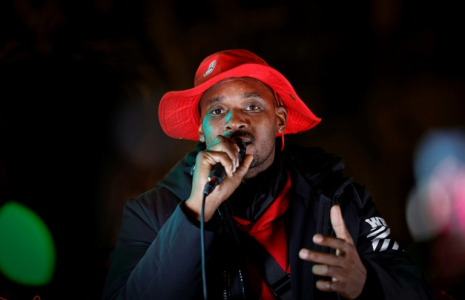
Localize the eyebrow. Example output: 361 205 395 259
242 92 263 99
205 92 264 106
206 95 225 106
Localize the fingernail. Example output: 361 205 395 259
312 265 328 274
313 234 323 243
299 249 308 259
316 281 330 290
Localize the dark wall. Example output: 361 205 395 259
1 0 464 299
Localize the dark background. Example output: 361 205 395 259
1 0 464 299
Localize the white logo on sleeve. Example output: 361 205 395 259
365 217 400 252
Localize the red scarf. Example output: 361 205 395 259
232 172 291 299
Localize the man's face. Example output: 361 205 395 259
198 77 287 179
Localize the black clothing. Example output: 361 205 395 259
229 147 288 222
102 142 435 300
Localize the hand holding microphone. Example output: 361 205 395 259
185 136 252 222
203 138 247 196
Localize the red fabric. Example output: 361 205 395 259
158 49 321 141
232 172 292 299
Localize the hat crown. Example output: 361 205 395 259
194 49 269 86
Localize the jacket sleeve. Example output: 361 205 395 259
101 187 216 300
349 184 435 300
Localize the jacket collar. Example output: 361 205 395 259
156 142 204 201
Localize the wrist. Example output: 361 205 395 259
185 195 216 222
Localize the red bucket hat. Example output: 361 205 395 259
158 49 321 140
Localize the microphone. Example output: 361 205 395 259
203 138 247 196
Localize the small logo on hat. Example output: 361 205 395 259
203 60 217 77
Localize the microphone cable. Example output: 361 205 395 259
201 192 208 300
200 138 247 300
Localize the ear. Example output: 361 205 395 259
198 123 205 142
275 106 287 133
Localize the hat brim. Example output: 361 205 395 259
158 63 321 140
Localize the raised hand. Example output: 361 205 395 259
299 205 367 299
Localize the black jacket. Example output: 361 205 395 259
102 142 435 300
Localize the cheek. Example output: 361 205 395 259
259 115 279 136
201 118 222 144
254 120 278 147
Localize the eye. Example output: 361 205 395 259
210 108 224 115
245 104 261 111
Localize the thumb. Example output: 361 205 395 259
223 154 253 188
234 154 253 179
330 205 354 245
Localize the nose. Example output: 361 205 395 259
223 108 248 131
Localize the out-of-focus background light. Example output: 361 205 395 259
407 129 465 241
406 128 465 298
0 201 56 285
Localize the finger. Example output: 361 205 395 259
316 279 349 293
226 154 253 184
299 248 342 266
200 151 235 177
312 264 345 280
318 279 359 299
206 148 238 173
209 136 241 168
311 234 351 256
330 205 354 244
315 280 334 292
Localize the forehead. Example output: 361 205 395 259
199 77 275 110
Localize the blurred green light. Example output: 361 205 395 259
0 201 56 285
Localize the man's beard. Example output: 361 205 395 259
228 131 275 170
249 144 275 169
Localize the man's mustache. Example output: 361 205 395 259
228 131 255 144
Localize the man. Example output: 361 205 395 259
102 49 434 299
